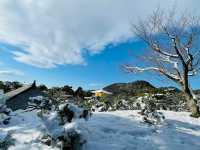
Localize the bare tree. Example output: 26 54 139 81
124 9 200 117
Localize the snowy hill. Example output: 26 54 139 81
1 110 200 150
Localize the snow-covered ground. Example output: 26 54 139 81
0 110 57 150
84 111 200 150
1 110 200 150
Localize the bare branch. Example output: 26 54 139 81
124 65 160 73
184 34 193 49
150 42 179 58
158 54 182 79
124 65 181 82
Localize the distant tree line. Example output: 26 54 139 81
0 81 92 99
0 81 23 93
46 85 93 99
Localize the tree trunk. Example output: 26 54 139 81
182 67 200 117
183 89 200 117
189 98 200 118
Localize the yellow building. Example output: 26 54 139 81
92 89 112 97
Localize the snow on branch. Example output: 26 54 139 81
151 42 179 58
124 66 160 73
158 54 178 68
156 54 182 79
124 65 181 82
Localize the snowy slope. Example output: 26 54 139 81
1 110 200 150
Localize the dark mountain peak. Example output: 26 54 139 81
129 80 155 88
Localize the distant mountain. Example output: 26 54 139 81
103 80 156 95
86 80 188 112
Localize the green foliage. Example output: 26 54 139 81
74 87 93 98
74 87 84 98
0 135 15 150
12 81 23 89
82 100 93 110
0 81 4 90
98 95 109 102
0 81 23 93
190 113 200 118
38 84 48 91
62 85 74 95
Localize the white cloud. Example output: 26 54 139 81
0 0 199 68
0 69 24 76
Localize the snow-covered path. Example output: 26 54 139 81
84 111 200 150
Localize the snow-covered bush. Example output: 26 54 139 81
142 111 165 125
91 103 107 112
0 105 13 149
83 96 109 112
0 104 11 115
41 103 90 150
0 131 14 149
133 97 146 110
115 99 129 110
58 103 90 124
28 96 53 114
0 104 11 125
139 97 165 125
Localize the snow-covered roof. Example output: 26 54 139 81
91 89 112 94
4 84 33 100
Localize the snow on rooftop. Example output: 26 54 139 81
4 84 33 100
91 89 112 94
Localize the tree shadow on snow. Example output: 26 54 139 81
84 113 200 150
150 119 200 150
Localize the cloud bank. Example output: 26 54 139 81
0 0 199 68
0 69 24 76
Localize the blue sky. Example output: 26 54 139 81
0 0 200 89
0 40 147 89
1 39 200 90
